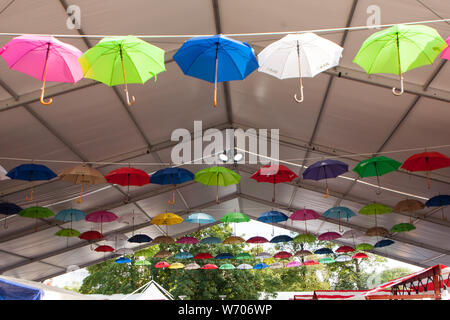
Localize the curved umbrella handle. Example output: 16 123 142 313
125 89 135 106
392 75 404 96
40 87 53 105
25 183 34 202
294 77 304 103
76 183 83 204
168 186 176 205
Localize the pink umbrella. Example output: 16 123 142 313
0 35 83 105
176 236 199 244
85 210 118 233
289 209 320 233
441 37 450 60
286 261 302 268
318 231 342 241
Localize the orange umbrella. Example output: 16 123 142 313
59 164 106 203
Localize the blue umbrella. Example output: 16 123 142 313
215 253 234 260
7 164 57 201
270 235 293 243
426 195 450 220
174 252 194 259
0 202 23 229
173 34 259 108
128 234 152 243
150 167 194 204
115 257 132 264
55 209 86 222
302 159 348 198
200 236 222 244
322 206 357 232
314 248 334 255
185 212 216 230
374 239 395 248
257 210 289 235
253 263 269 270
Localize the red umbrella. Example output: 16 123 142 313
303 260 319 266
250 164 298 202
335 246 355 253
105 167 150 197
155 261 170 269
401 152 450 189
201 263 218 270
85 211 118 233
176 236 199 244
273 251 292 259
194 253 214 259
318 231 342 241
79 230 104 240
95 245 114 252
352 253 368 259
289 209 320 233
246 236 269 244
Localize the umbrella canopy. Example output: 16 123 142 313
95 245 114 252
390 223 416 233
219 263 235 270
55 209 86 222
318 232 342 241
199 236 222 244
85 210 118 234
257 210 289 223
394 199 425 213
0 165 9 181
154 261 170 269
401 152 450 189
176 236 199 244
246 236 269 244
174 252 194 259
269 262 284 269
173 34 258 107
195 167 241 203
250 164 298 202
274 251 292 259
150 167 194 204
286 261 302 268
353 24 446 95
151 235 175 244
289 209 320 233
79 231 104 240
237 263 253 270
355 243 374 251
335 255 352 262
426 195 450 220
154 250 173 259
352 253 369 259
0 202 23 229
58 165 106 203
314 248 334 255
255 252 272 259
374 239 395 248
235 253 252 260
194 253 214 260
115 257 132 264
319 257 335 264
185 263 201 270
19 206 54 231
366 227 389 237
335 246 355 253
222 236 245 244
353 156 401 194
0 35 83 105
257 33 343 102
55 228 80 237
342 230 366 239
201 264 218 270
115 248 134 255
220 212 250 223
105 167 150 198
441 36 450 60
151 212 183 225
323 206 357 232
253 263 269 270
293 233 317 243
270 235 293 243
7 164 57 201
185 212 216 224
169 263 185 270
303 260 319 266
104 233 129 243
303 159 348 197
79 35 165 105
294 250 313 257
215 253 234 260
359 203 392 228
128 234 152 243
134 259 151 266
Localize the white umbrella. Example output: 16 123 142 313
258 32 343 102
335 255 352 262
269 262 284 269
185 263 201 270
0 165 10 180
237 263 252 270
255 252 272 259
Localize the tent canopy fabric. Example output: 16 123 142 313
0 277 42 300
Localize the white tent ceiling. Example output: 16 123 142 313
0 0 449 282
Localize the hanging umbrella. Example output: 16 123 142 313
355 243 374 251
318 232 341 241
293 233 317 243
353 157 401 194
237 263 253 270
199 236 222 244
359 203 392 229
215 253 234 260
303 159 348 197
201 263 218 270
394 199 425 223
425 195 450 220
150 168 194 205
322 207 357 232
0 35 83 105
257 210 289 234
151 212 183 235
58 165 106 203
246 236 269 244
375 239 395 248
169 262 185 270
222 236 245 244
335 255 352 262
0 202 23 229
274 251 292 259
174 252 194 259
219 263 235 270
134 259 151 266
55 209 86 223
95 245 114 252
195 167 241 203
335 246 355 253
7 164 57 201
115 248 134 255
154 261 170 269
115 257 132 264
253 263 269 270
319 257 335 264
85 210 118 234
152 235 175 244
55 229 80 237
105 167 150 198
441 36 450 60
194 253 214 260
173 34 258 108
353 24 446 95
303 260 319 266
352 253 368 259
235 253 253 260
79 35 165 106
104 233 129 244
154 250 173 259
79 231 104 240
220 212 250 223
128 234 152 243
286 261 302 268
314 248 333 255
342 230 366 239
19 206 54 231
289 209 320 233
269 262 284 269
176 236 199 244
401 152 450 189
366 226 389 237
257 33 343 103
250 164 298 202
185 212 216 231
270 235 293 243
0 165 10 180
255 252 272 259
185 263 201 270
294 250 312 257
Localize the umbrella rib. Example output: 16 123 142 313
8 41 47 70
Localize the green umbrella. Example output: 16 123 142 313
19 206 54 232
220 211 250 223
195 167 241 203
353 156 401 194
79 36 166 106
353 24 446 95
219 263 235 270
319 257 335 264
55 228 80 237
293 233 316 243
134 259 151 266
235 252 252 260
355 243 374 251
390 223 416 233
359 203 392 228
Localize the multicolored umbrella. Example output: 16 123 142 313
270 235 293 243
353 157 401 194
7 164 57 201
128 234 152 243
174 252 194 259
0 202 23 229
79 230 104 241
185 263 201 270
0 35 83 105
176 236 199 244
235 253 252 260
59 165 106 203
318 231 341 241
425 195 450 220
289 209 320 233
274 251 292 259
401 152 450 189
201 263 218 270
294 250 312 257
355 243 374 251
154 261 170 269
199 236 222 244
154 250 173 259
169 263 185 270
215 253 234 260
95 245 114 252
335 246 355 253
194 253 214 260
150 168 194 204
19 206 54 231
222 236 245 244
237 263 253 270
293 233 317 243
219 263 235 270
322 207 356 232
353 24 446 95
246 236 269 244
302 159 348 197
253 263 269 270
85 210 118 233
375 239 395 248
314 248 334 255
286 261 302 268
79 36 165 106
250 164 298 202
151 235 175 244
195 167 241 203
359 203 392 228
173 34 258 108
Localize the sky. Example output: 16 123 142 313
48 219 422 289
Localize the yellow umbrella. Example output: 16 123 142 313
222 236 245 244
169 262 185 270
59 164 106 203
151 212 183 235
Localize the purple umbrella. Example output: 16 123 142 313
302 159 348 198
